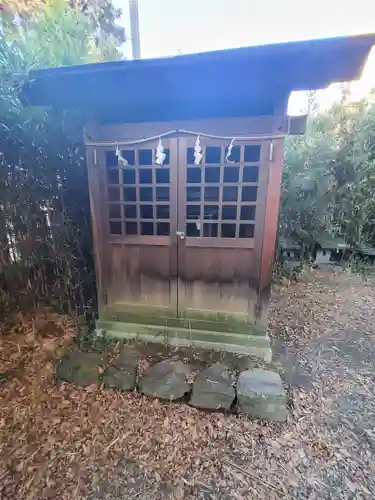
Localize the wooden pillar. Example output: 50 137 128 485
84 122 109 312
255 99 288 326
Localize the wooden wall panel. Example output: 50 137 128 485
180 247 255 282
107 243 176 311
179 247 256 316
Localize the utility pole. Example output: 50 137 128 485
129 0 141 60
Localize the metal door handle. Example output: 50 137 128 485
176 231 185 240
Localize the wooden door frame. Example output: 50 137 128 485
87 137 180 317
176 134 271 322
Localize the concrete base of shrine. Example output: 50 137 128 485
95 319 272 363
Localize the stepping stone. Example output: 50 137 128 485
189 363 235 410
56 351 104 387
102 347 141 391
139 360 192 401
236 368 287 422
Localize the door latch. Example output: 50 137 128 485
176 231 185 240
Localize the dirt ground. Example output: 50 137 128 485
1 268 375 499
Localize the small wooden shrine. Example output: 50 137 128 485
22 34 375 360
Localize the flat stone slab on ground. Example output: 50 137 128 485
237 368 287 422
102 347 141 391
139 359 192 401
189 363 235 410
56 351 104 387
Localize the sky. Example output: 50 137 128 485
114 0 375 114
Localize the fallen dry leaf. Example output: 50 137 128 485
1 270 375 499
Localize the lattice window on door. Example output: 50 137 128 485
185 144 259 239
106 147 171 236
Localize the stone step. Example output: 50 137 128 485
102 346 141 391
139 360 193 400
56 352 287 422
56 351 104 387
189 363 236 410
237 368 287 422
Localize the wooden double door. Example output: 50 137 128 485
102 134 269 324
